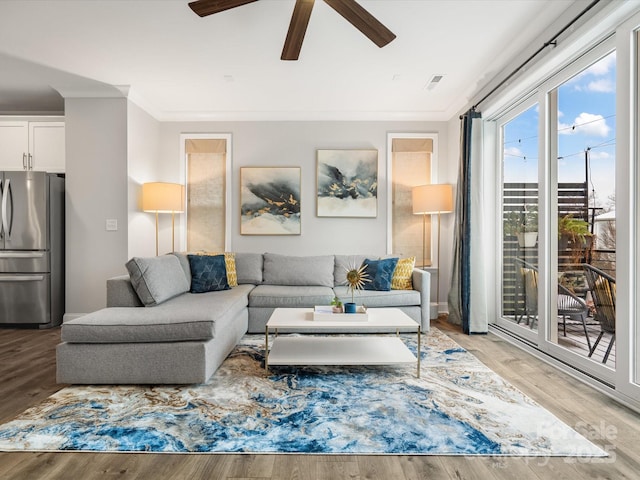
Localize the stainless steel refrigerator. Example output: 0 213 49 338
0 171 64 328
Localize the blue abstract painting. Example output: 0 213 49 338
240 167 301 235
317 149 377 217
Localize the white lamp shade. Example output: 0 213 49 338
142 182 184 213
412 184 453 214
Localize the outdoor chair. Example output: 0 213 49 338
514 258 538 327
583 264 616 364
514 259 592 350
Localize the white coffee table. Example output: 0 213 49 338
265 307 421 377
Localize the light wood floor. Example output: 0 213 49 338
0 319 638 480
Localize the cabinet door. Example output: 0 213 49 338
0 122 29 170
28 122 65 172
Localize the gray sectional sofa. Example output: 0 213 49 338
56 252 430 385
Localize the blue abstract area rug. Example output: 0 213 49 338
0 329 607 456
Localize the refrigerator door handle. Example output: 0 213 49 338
1 179 7 239
0 275 45 282
0 179 3 238
1 179 11 239
23 153 27 170
0 251 45 259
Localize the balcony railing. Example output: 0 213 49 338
502 182 616 364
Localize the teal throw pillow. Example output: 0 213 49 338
188 254 230 293
362 257 399 291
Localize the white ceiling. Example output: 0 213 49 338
0 0 581 121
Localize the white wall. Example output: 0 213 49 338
63 112 456 315
127 101 161 258
159 120 452 259
64 97 129 317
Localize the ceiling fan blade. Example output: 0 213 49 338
188 0 259 17
323 0 395 48
281 0 315 61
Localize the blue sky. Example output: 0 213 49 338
503 51 617 210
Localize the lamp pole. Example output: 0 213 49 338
412 184 453 319
155 211 159 256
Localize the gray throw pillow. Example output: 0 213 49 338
263 253 334 287
126 255 190 306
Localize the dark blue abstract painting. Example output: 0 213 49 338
240 167 301 235
317 150 377 217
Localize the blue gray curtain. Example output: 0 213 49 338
449 108 483 334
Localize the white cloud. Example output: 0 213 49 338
584 53 616 76
589 151 611 160
567 52 616 90
573 53 616 81
558 112 610 137
575 79 615 93
504 146 523 158
558 121 572 133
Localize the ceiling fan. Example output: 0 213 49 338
188 0 396 60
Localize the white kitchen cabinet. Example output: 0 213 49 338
0 120 65 172
28 122 65 172
0 122 29 170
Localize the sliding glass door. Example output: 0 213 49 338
550 51 617 368
499 101 540 344
493 6 640 409
498 42 618 383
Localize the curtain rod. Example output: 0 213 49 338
471 0 601 112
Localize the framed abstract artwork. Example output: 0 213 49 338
317 149 378 217
240 167 301 235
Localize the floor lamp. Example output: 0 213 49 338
142 182 185 256
412 184 454 315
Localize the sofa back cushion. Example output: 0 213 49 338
235 252 264 284
263 253 334 287
170 252 192 282
126 255 190 307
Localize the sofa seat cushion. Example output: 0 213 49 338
333 285 420 308
62 285 253 344
249 285 335 308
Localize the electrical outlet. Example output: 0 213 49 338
106 219 118 231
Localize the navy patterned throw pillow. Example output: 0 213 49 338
362 257 399 291
187 254 230 293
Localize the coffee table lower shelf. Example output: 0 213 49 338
266 336 418 375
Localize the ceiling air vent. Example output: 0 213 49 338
425 74 445 90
